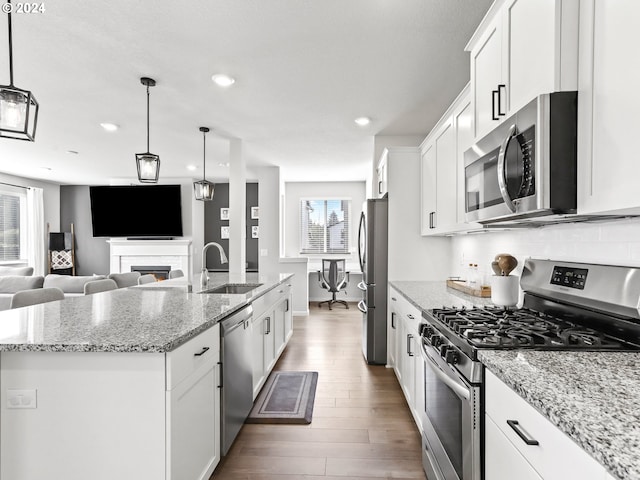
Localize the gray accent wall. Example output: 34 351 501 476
204 183 259 271
60 186 110 275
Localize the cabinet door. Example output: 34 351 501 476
376 154 388 198
388 290 399 370
274 299 286 356
168 360 220 480
434 119 456 232
284 294 293 341
264 314 276 374
470 14 503 139
578 0 640 215
401 314 416 409
421 143 437 234
252 315 267 397
485 415 543 480
454 97 474 225
412 340 424 431
505 0 557 113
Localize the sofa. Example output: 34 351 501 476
43 274 107 297
0 276 45 310
0 266 34 276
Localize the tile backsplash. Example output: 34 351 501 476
450 217 640 286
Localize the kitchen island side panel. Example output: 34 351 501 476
1 351 166 480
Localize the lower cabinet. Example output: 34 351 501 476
389 286 423 431
251 284 293 399
485 369 608 480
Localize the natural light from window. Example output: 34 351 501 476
300 199 350 254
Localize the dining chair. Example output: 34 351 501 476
84 279 118 295
108 272 141 288
138 274 156 285
10 287 65 309
168 269 184 279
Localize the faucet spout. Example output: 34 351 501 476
201 242 228 286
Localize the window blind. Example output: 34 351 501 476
300 199 350 254
0 193 21 261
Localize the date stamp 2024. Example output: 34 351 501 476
2 2 46 14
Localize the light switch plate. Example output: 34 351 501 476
7 389 37 409
260 249 268 257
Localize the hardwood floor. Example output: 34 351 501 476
211 303 427 480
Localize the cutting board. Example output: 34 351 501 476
446 279 491 298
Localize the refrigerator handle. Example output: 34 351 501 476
357 211 366 274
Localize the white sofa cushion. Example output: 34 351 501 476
0 266 34 276
0 275 44 293
43 274 107 294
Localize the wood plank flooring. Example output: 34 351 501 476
210 303 427 480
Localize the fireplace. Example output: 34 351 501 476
108 239 192 278
131 265 171 281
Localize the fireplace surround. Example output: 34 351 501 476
108 239 192 279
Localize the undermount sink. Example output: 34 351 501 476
201 283 262 295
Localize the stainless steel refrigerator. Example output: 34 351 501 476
357 198 388 365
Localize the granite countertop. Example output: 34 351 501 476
390 281 640 480
480 351 640 480
0 272 293 354
389 280 493 311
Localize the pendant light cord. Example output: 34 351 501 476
202 130 206 179
146 84 150 152
7 0 14 86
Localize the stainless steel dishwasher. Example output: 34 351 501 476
220 304 253 455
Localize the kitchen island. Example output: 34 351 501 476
390 280 640 480
0 272 293 480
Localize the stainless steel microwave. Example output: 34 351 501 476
464 91 577 225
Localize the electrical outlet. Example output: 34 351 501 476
7 389 37 409
260 249 268 257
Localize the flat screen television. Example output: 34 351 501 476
89 185 183 238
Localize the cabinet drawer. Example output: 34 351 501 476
167 324 220 390
485 370 604 480
252 285 287 318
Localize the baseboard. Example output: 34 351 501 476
293 309 309 316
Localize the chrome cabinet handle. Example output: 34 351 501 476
378 181 383 194
265 317 271 335
492 89 500 120
407 334 414 356
497 123 518 213
194 347 210 357
507 420 539 446
497 84 506 116
391 312 396 329
429 211 436 229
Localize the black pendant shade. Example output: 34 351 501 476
193 126 215 201
0 0 39 141
135 77 160 183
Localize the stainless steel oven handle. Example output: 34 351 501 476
422 345 470 401
497 123 518 213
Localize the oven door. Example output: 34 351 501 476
420 342 481 480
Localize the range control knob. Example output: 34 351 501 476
419 324 434 338
445 349 459 365
429 334 442 348
439 344 449 357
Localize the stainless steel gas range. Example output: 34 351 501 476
419 258 640 480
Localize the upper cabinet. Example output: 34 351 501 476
421 85 482 235
376 152 388 198
466 0 579 140
577 0 640 215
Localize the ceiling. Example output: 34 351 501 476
0 0 492 185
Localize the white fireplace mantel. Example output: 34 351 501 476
108 239 192 278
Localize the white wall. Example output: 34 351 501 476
450 217 640 286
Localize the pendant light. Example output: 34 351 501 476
0 0 39 141
135 77 160 183
193 127 215 201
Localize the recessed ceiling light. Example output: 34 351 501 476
218 162 230 167
211 74 235 87
187 165 197 171
100 122 119 132
354 117 371 126
66 150 79 155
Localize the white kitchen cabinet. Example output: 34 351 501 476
376 151 388 198
251 286 293 399
485 369 606 480
577 0 640 215
389 286 423 430
421 85 482 235
388 288 399 370
466 0 579 140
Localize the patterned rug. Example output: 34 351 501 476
246 371 319 424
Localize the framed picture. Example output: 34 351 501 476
251 225 259 239
220 226 230 239
220 208 229 221
251 206 259 219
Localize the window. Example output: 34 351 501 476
0 188 26 262
300 199 350 254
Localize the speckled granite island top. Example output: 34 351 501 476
0 272 293 353
480 351 640 480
